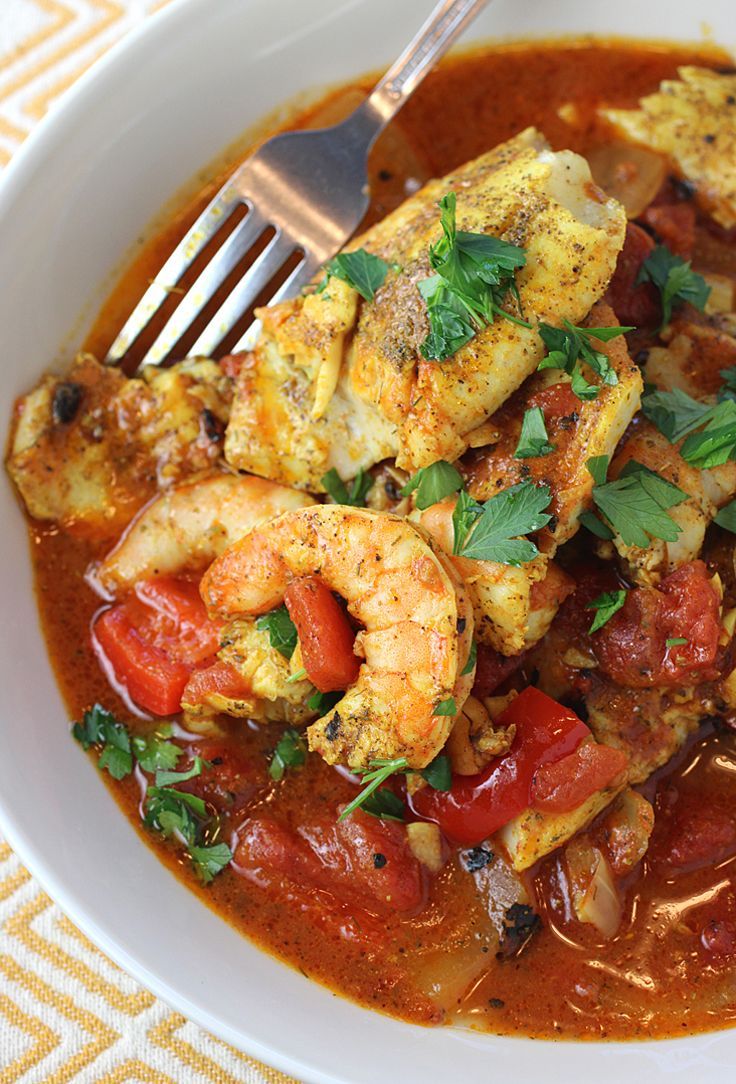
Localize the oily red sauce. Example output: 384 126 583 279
27 39 736 1038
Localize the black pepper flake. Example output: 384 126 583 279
52 381 83 425
457 617 467 634
378 169 393 182
200 407 224 443
488 997 505 1009
461 846 494 872
325 713 341 741
726 95 736 106
704 133 716 144
496 903 541 960
672 177 697 202
373 852 387 869
547 513 558 534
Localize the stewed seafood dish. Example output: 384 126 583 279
8 38 736 1039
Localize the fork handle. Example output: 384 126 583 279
340 0 490 147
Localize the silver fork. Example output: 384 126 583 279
105 0 489 372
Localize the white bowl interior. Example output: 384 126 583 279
1 1 735 1081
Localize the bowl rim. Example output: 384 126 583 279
2 3 736 1081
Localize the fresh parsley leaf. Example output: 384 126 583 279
400 460 464 509
586 455 610 487
514 407 555 458
339 757 409 822
460 638 478 677
456 481 552 565
434 696 457 716
641 386 713 442
589 459 687 548
256 605 297 659
72 704 133 780
538 321 628 400
318 248 389 302
586 589 628 633
321 467 372 507
269 728 307 782
189 842 233 884
155 755 207 788
715 499 736 533
451 488 484 554
144 784 231 883
679 399 736 469
637 244 710 328
418 193 529 361
666 637 688 647
131 726 182 773
306 690 342 716
421 754 452 791
719 366 736 403
359 789 406 822
578 510 614 540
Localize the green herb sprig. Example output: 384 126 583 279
321 467 372 507
636 244 710 329
269 729 308 781
451 481 552 565
419 193 529 362
586 589 628 633
256 605 298 660
400 460 464 509
537 321 629 401
584 457 686 548
317 248 390 302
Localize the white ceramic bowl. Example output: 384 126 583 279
1 2 735 1081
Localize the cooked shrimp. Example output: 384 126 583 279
97 472 315 594
201 505 475 770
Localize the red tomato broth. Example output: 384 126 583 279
23 38 736 1039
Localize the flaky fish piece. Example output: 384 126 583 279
225 128 625 487
7 354 232 535
604 67 736 229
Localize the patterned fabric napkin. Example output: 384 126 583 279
0 3 299 1080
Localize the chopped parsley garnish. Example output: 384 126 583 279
586 457 686 548
131 726 182 773
306 689 342 716
679 399 736 469
420 754 452 791
586 589 628 633
339 757 409 822
72 704 133 780
144 783 232 884
317 248 389 302
434 696 457 716
359 789 406 821
154 756 207 788
419 192 528 362
666 637 688 647
321 467 372 507
641 386 713 442
269 728 307 782
537 321 629 400
256 605 298 659
452 481 552 565
400 459 464 509
719 366 736 403
715 499 736 533
514 406 555 458
636 244 710 329
460 638 478 677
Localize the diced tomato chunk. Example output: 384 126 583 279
178 739 259 813
472 644 526 697
234 811 425 915
531 742 629 813
94 604 191 715
93 576 221 715
605 222 660 328
594 561 721 688
651 797 736 871
284 576 360 692
411 688 590 844
182 661 252 709
640 202 696 259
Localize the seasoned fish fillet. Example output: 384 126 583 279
7 355 232 535
604 67 736 229
225 128 626 488
465 301 643 550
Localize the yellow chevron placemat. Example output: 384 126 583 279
0 3 299 1080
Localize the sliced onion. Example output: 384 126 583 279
587 143 667 219
566 838 622 938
